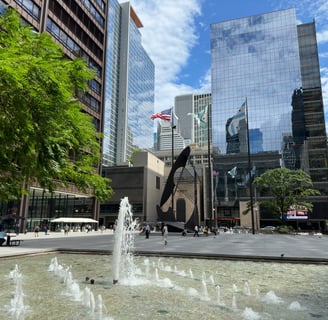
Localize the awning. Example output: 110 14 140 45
50 218 98 223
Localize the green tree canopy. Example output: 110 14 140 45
129 148 143 165
253 167 320 220
0 9 112 201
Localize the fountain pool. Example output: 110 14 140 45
1 198 327 320
0 253 327 320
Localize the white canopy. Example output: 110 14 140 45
50 217 98 223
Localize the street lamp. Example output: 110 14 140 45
213 207 217 233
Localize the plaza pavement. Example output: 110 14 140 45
0 229 328 264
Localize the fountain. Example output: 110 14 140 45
0 197 327 319
112 197 138 284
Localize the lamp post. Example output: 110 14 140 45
190 160 198 228
213 171 219 231
245 98 255 235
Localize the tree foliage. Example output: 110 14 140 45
253 167 320 220
129 148 143 165
0 9 112 201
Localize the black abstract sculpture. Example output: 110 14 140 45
157 146 191 224
160 146 191 207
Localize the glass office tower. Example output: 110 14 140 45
103 1 154 166
210 8 328 228
211 9 302 155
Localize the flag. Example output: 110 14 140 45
188 106 208 127
151 108 172 121
172 109 179 127
228 102 246 136
228 166 237 178
246 166 256 183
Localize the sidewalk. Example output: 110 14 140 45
0 229 114 257
1 230 327 263
12 228 114 240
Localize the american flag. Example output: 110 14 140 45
150 108 172 121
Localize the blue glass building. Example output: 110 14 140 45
103 1 154 166
210 9 328 229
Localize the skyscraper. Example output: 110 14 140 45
210 8 328 228
0 0 108 225
102 1 154 166
175 93 211 149
0 1 154 227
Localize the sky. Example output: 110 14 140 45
119 0 328 121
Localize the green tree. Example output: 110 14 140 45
0 9 112 201
129 148 143 165
253 167 320 221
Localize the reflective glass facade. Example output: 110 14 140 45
210 9 328 226
102 0 121 166
127 18 154 154
103 1 154 166
211 9 301 155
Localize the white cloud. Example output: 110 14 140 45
275 0 328 23
196 68 211 93
317 29 328 44
320 67 328 126
121 0 202 111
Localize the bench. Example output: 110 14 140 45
9 239 23 246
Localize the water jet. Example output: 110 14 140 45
0 198 327 319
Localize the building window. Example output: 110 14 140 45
156 176 160 189
16 0 40 19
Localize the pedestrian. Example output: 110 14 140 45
145 224 150 239
34 225 39 237
64 224 69 235
193 225 199 237
15 223 20 235
163 224 168 245
44 224 48 235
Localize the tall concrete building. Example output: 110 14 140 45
154 94 212 166
175 93 211 148
210 8 328 229
156 120 186 152
0 0 154 229
103 1 154 166
0 0 108 228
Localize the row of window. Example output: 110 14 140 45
81 93 100 113
46 17 101 78
88 79 101 95
50 0 103 59
16 0 39 18
80 0 104 27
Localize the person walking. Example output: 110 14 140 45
34 225 39 237
145 224 150 239
163 224 168 245
193 225 199 237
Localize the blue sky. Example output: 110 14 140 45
121 0 328 121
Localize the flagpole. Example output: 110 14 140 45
172 122 176 216
245 98 255 234
207 104 213 231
